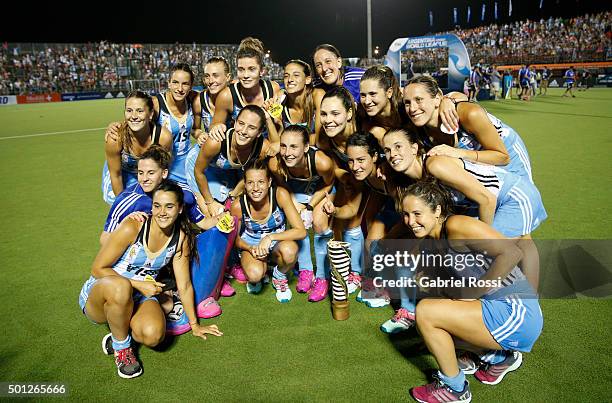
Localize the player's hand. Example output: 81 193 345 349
262 93 284 126
208 123 227 142
207 200 225 217
124 211 149 223
191 324 223 340
426 144 463 159
105 122 121 143
195 129 208 146
321 192 335 217
439 97 459 133
254 236 273 260
266 142 280 157
134 281 165 297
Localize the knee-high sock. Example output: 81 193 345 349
343 226 364 274
314 228 333 279
296 234 314 272
328 240 351 301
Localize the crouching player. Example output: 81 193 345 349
101 145 232 332
230 159 307 302
78 182 223 379
399 181 542 403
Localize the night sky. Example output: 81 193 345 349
1 0 608 64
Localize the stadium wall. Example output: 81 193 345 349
0 91 127 106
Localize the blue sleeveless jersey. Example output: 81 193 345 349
203 128 264 202
228 79 275 122
101 124 163 205
79 217 181 311
199 90 214 133
281 104 314 131
285 147 324 204
239 188 286 241
111 218 180 281
156 92 194 158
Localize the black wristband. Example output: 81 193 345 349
305 204 314 211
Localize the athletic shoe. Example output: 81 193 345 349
272 278 292 303
308 278 329 302
246 281 262 294
166 293 191 336
262 271 271 284
347 272 362 295
197 296 222 319
363 289 390 308
457 351 479 375
356 277 375 302
101 333 114 355
220 279 236 297
380 308 415 334
228 264 248 283
114 347 142 379
411 374 471 403
296 270 314 293
474 351 523 385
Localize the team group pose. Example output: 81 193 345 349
83 36 545 402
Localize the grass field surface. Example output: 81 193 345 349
0 88 610 401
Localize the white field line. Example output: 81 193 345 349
0 127 106 140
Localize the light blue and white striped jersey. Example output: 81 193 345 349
156 92 194 158
111 217 181 281
239 188 286 239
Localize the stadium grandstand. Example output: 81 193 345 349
1 11 610 96
0 42 284 95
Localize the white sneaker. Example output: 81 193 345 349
380 308 415 334
362 289 390 308
366 296 390 308
272 278 292 303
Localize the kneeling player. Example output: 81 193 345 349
230 159 307 302
399 180 542 402
78 182 222 379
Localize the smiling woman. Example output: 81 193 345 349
230 159 307 303
101 91 172 205
194 105 270 217
80 181 223 379
209 37 282 144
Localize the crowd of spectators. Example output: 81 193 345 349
0 11 610 95
454 11 612 65
396 11 611 74
0 41 283 95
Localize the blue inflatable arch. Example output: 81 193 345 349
384 33 471 92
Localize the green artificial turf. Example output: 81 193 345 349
0 88 610 402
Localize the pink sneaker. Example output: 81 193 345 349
308 278 329 302
220 279 235 297
296 270 314 293
228 264 248 283
196 297 222 319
